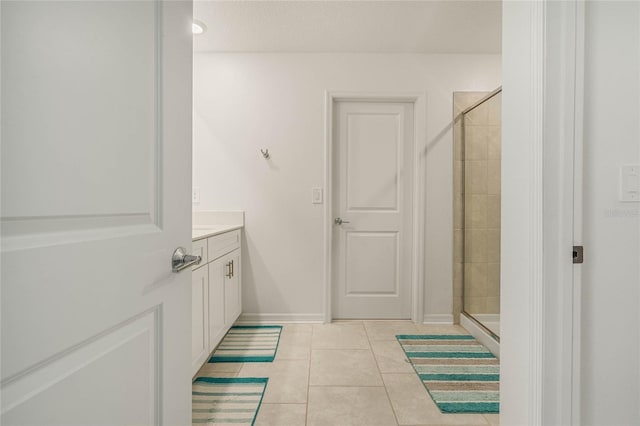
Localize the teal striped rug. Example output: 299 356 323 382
209 325 282 363
396 334 499 414
192 377 268 426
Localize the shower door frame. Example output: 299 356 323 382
458 87 503 343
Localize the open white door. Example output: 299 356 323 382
1 1 193 424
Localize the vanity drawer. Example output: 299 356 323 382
208 229 241 261
192 238 208 270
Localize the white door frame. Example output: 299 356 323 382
501 1 584 424
323 92 427 323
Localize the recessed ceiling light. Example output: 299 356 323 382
192 20 206 35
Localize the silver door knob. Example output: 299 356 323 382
172 247 202 272
334 218 350 225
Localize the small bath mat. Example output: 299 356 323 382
209 325 282 363
396 334 499 414
192 377 268 426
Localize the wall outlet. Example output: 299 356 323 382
192 187 200 203
312 187 323 204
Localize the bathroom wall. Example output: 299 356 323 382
452 92 501 324
193 53 501 321
581 1 640 423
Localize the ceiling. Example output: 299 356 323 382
193 1 502 54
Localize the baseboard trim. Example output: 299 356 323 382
422 314 454 324
236 313 325 324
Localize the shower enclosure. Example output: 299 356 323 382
453 88 502 341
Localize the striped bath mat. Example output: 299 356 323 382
396 334 499 414
209 325 282 363
192 377 268 426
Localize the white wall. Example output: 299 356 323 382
193 53 501 320
581 2 640 424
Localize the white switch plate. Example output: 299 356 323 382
312 187 323 204
620 165 639 202
192 187 200 203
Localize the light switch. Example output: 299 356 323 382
312 187 323 204
620 165 639 202
192 187 201 203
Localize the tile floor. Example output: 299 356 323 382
195 320 500 426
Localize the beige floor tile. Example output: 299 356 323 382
483 414 500 426
276 332 312 360
310 349 383 386
364 320 419 341
254 403 307 426
370 341 415 374
307 386 398 426
383 373 489 426
239 360 309 404
312 322 370 349
282 323 314 334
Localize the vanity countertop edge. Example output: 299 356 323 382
192 225 243 241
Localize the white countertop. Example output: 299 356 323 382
192 225 243 241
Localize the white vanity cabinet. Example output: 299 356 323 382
191 229 242 376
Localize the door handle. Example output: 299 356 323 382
172 247 202 272
334 218 350 225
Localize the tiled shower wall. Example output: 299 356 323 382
452 92 501 323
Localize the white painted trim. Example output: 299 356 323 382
236 313 325 324
501 1 545 424
323 92 426 324
540 1 585 424
422 314 454 325
503 1 583 424
460 313 499 358
571 2 585 424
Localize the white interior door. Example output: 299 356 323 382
332 101 414 319
1 1 193 424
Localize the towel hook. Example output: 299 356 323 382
261 149 270 159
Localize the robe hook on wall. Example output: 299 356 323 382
261 149 270 159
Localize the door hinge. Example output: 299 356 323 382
573 246 584 264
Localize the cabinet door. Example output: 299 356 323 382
225 249 242 326
191 266 209 376
208 258 227 351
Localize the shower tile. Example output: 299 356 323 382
464 229 488 263
487 263 500 296
465 296 487 314
465 161 488 194
454 230 464 263
487 195 501 228
465 102 490 125
465 263 488 296
465 126 489 160
454 120 463 161
454 193 463 230
487 126 502 160
454 160 463 195
453 297 463 323
453 92 487 117
465 194 488 230
487 160 501 195
487 94 502 126
487 229 500 263
487 297 500 314
454 262 463 293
